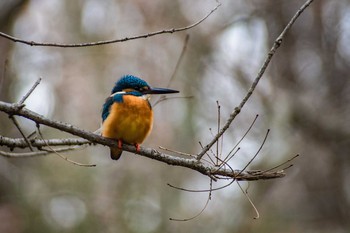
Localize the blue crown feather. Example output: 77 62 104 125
111 75 149 93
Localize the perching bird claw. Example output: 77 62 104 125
135 143 141 152
118 139 123 149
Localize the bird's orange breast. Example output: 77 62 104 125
102 95 153 144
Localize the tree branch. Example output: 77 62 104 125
0 136 90 148
196 0 314 160
0 100 286 181
0 147 79 158
0 2 221 48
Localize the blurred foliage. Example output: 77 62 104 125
1 0 350 232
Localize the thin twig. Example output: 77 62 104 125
169 178 213 221
152 96 193 108
167 156 237 193
0 3 220 48
153 34 190 107
18 77 42 105
0 59 8 94
198 141 216 166
218 147 241 170
237 129 270 175
159 146 195 158
168 34 190 87
216 100 221 165
159 145 214 167
236 181 260 219
219 115 259 169
197 0 314 160
36 125 96 167
8 77 42 151
9 116 34 151
259 154 299 173
0 147 78 158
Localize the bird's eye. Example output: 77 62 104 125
139 86 149 92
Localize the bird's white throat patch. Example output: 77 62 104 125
140 94 151 100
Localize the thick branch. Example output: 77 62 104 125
0 100 285 181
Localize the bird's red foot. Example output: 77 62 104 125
118 139 123 149
135 143 141 152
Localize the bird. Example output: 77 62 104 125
101 74 179 160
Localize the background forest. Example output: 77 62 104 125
0 0 350 232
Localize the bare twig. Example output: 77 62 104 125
259 154 300 174
167 155 236 193
153 34 190 107
0 136 91 148
219 147 241 170
168 34 190 87
236 129 270 176
18 77 42 105
7 77 43 151
169 178 213 221
198 141 216 166
0 3 220 48
9 116 34 151
159 145 214 167
237 181 260 219
219 115 259 170
152 96 193 108
36 125 96 167
0 147 78 158
159 146 195 158
216 100 221 165
197 0 314 160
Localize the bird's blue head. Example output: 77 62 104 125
111 75 150 94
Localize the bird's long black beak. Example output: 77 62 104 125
145 87 179 95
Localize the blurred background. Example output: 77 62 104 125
0 0 350 232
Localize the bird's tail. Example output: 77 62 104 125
110 147 123 160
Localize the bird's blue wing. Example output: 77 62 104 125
101 94 123 122
102 97 113 122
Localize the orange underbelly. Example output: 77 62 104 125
102 95 153 144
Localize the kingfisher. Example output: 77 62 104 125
101 75 179 160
